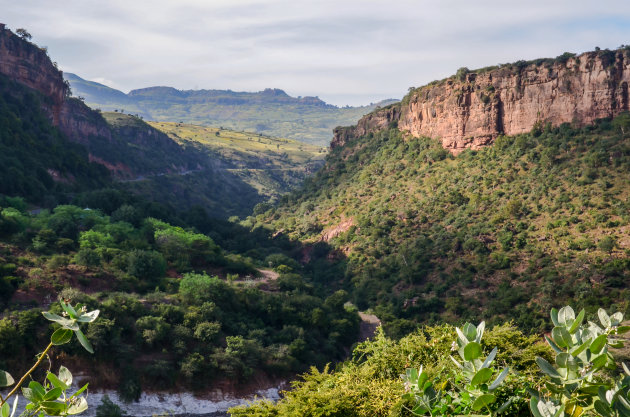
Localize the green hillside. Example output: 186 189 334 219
0 194 359 397
65 73 398 146
254 115 630 337
0 73 111 205
95 114 327 218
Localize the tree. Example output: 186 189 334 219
15 28 32 40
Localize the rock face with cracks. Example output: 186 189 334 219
333 49 630 153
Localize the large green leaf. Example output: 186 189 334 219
558 306 575 327
1 402 9 417
47 372 69 390
590 334 607 354
41 400 66 416
28 381 45 402
617 326 630 335
74 328 94 354
594 400 612 417
471 368 494 386
51 328 73 345
568 309 585 333
59 366 73 386
67 397 88 415
570 340 590 357
545 335 563 354
489 367 509 391
552 326 572 348
43 387 63 401
76 310 100 323
464 342 482 361
481 347 497 369
550 308 560 327
472 394 496 411
60 301 79 319
463 323 477 341
0 370 14 387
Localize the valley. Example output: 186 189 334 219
66 73 398 147
0 14 629 417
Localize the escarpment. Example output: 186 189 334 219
0 25 191 179
0 25 112 143
333 48 630 152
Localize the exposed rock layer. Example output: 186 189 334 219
333 49 630 152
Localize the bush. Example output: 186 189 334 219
95 395 126 417
126 249 166 282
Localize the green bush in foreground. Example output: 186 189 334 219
231 306 630 417
0 300 98 417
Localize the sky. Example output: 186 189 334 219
2 0 630 106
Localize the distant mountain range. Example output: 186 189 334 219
65 73 398 146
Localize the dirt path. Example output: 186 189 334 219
257 269 279 283
358 312 381 342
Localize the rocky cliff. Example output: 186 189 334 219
0 25 113 143
333 48 630 152
0 25 67 124
0 25 195 179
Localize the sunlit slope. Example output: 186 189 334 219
256 116 630 336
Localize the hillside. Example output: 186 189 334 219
65 72 398 146
0 26 359 400
257 116 630 337
99 115 327 217
0 73 111 204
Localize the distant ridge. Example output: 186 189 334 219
66 72 398 146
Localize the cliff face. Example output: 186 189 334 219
0 26 67 124
0 26 112 143
333 49 630 152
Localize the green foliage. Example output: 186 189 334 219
264 115 630 334
530 306 630 417
0 301 98 417
231 323 541 417
126 249 166 282
95 395 126 417
403 322 510 416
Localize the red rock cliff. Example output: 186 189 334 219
0 26 112 143
0 26 67 124
333 49 630 152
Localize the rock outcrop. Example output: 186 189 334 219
0 25 67 124
333 49 630 153
0 25 112 143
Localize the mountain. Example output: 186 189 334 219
65 72 398 146
333 48 630 152
0 28 325 218
255 48 630 337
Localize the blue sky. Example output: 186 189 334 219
2 0 629 106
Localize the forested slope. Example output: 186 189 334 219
257 115 630 337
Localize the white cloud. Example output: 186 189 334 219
1 0 629 105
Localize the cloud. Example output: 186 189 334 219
1 0 629 105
